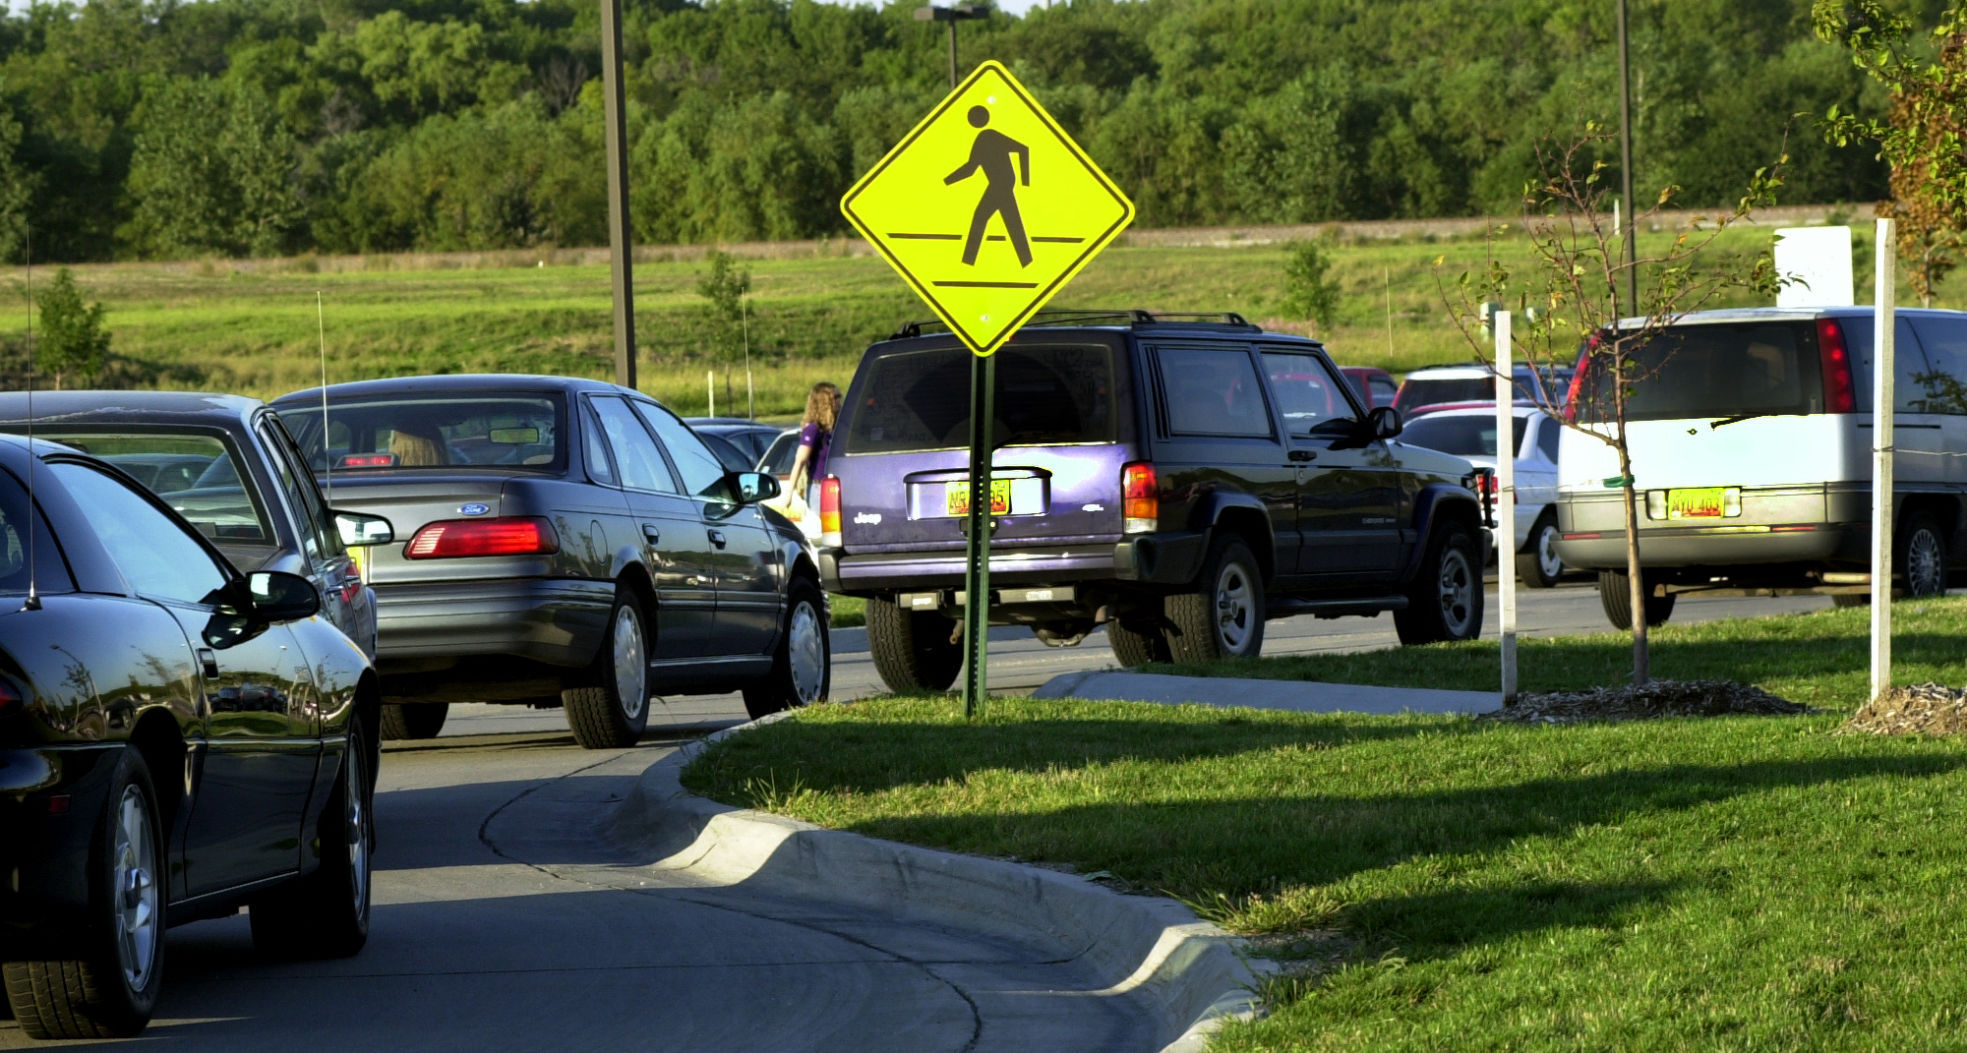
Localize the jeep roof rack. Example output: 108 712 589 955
885 309 1260 341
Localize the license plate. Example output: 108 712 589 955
1666 487 1730 519
946 478 1011 516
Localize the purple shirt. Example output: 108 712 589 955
799 422 831 483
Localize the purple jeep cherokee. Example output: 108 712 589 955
817 312 1491 692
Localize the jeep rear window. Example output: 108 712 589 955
1573 322 1822 424
843 344 1116 453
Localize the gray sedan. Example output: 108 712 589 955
271 374 830 748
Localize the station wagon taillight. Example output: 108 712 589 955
1122 462 1157 533
819 476 841 547
404 517 559 559
1818 318 1856 413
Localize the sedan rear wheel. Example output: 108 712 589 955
4 750 164 1039
563 587 652 749
1516 512 1564 589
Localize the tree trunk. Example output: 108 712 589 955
1618 427 1649 685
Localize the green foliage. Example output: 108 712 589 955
33 267 110 386
124 78 303 258
696 247 751 366
0 90 33 264
1280 239 1341 327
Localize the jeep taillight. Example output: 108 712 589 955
404 517 558 558
819 476 841 547
1819 318 1856 413
1122 462 1157 533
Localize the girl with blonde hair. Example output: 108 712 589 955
789 381 841 505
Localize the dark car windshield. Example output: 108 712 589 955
1573 322 1822 424
843 343 1117 454
278 395 566 472
1400 414 1529 457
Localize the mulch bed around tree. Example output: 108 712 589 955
1480 679 1809 725
1845 683 1967 736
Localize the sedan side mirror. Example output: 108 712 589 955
732 471 780 505
1367 405 1403 440
250 570 321 623
335 510 394 547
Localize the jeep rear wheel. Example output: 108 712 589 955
866 595 962 692
1106 608 1172 668
1395 521 1484 645
1166 536 1265 663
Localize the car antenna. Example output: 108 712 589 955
317 290 331 505
21 224 39 612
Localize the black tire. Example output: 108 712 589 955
1831 593 1870 608
1166 536 1265 663
743 578 831 720
1106 610 1172 668
378 701 448 740
1897 512 1949 598
866 594 962 693
1598 568 1676 630
4 750 165 1039
1395 521 1485 645
1515 512 1565 589
250 717 373 959
562 586 652 749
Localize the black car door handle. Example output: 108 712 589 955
707 529 726 548
196 647 219 679
642 524 661 544
1289 449 1316 462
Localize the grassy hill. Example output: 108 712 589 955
0 211 1878 417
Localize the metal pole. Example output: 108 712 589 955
1871 217 1897 700
1616 0 1638 315
947 22 959 88
1496 311 1518 702
600 0 636 389
961 353 995 718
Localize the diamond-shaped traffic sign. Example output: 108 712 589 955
841 60 1135 357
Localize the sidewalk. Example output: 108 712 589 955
1032 670 1503 717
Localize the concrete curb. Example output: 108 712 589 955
1033 670 1502 717
611 716 1270 1053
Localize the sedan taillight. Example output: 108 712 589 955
819 477 842 547
404 517 559 559
0 678 20 715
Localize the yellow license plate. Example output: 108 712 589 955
347 546 368 581
1666 487 1730 519
946 478 1011 516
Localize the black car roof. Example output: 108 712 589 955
273 373 636 406
870 311 1324 354
0 390 264 431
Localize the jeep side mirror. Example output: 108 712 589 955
1367 405 1402 440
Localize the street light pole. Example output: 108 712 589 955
1616 0 1638 315
915 4 987 90
600 0 636 388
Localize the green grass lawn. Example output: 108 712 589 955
685 599 1967 1050
0 220 1831 416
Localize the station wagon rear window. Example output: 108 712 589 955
843 344 1116 454
1572 322 1824 424
279 396 565 472
33 430 273 545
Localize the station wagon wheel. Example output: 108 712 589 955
743 578 831 720
1167 536 1265 663
1898 513 1948 598
1395 521 1486 645
563 586 653 749
3 751 164 1039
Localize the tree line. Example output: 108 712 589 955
0 0 1934 265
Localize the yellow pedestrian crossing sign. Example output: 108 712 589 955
841 60 1135 357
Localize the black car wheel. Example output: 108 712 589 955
4 750 165 1040
251 716 373 959
1106 606 1172 668
1898 512 1949 597
1516 512 1565 589
743 578 831 719
1395 521 1485 645
379 701 448 740
1598 568 1675 631
866 595 962 693
563 587 653 749
1167 536 1265 663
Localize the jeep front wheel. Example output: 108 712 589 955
1395 521 1484 645
1166 536 1265 663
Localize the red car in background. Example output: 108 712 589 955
1338 366 1398 409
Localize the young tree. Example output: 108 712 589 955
696 249 752 414
1279 238 1341 332
1815 0 1967 307
1440 126 1785 685
34 267 111 390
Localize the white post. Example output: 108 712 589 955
1496 310 1518 702
707 369 715 417
1871 218 1896 701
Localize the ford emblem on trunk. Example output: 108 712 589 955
459 503 490 516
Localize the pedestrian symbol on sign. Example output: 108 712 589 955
840 61 1134 357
